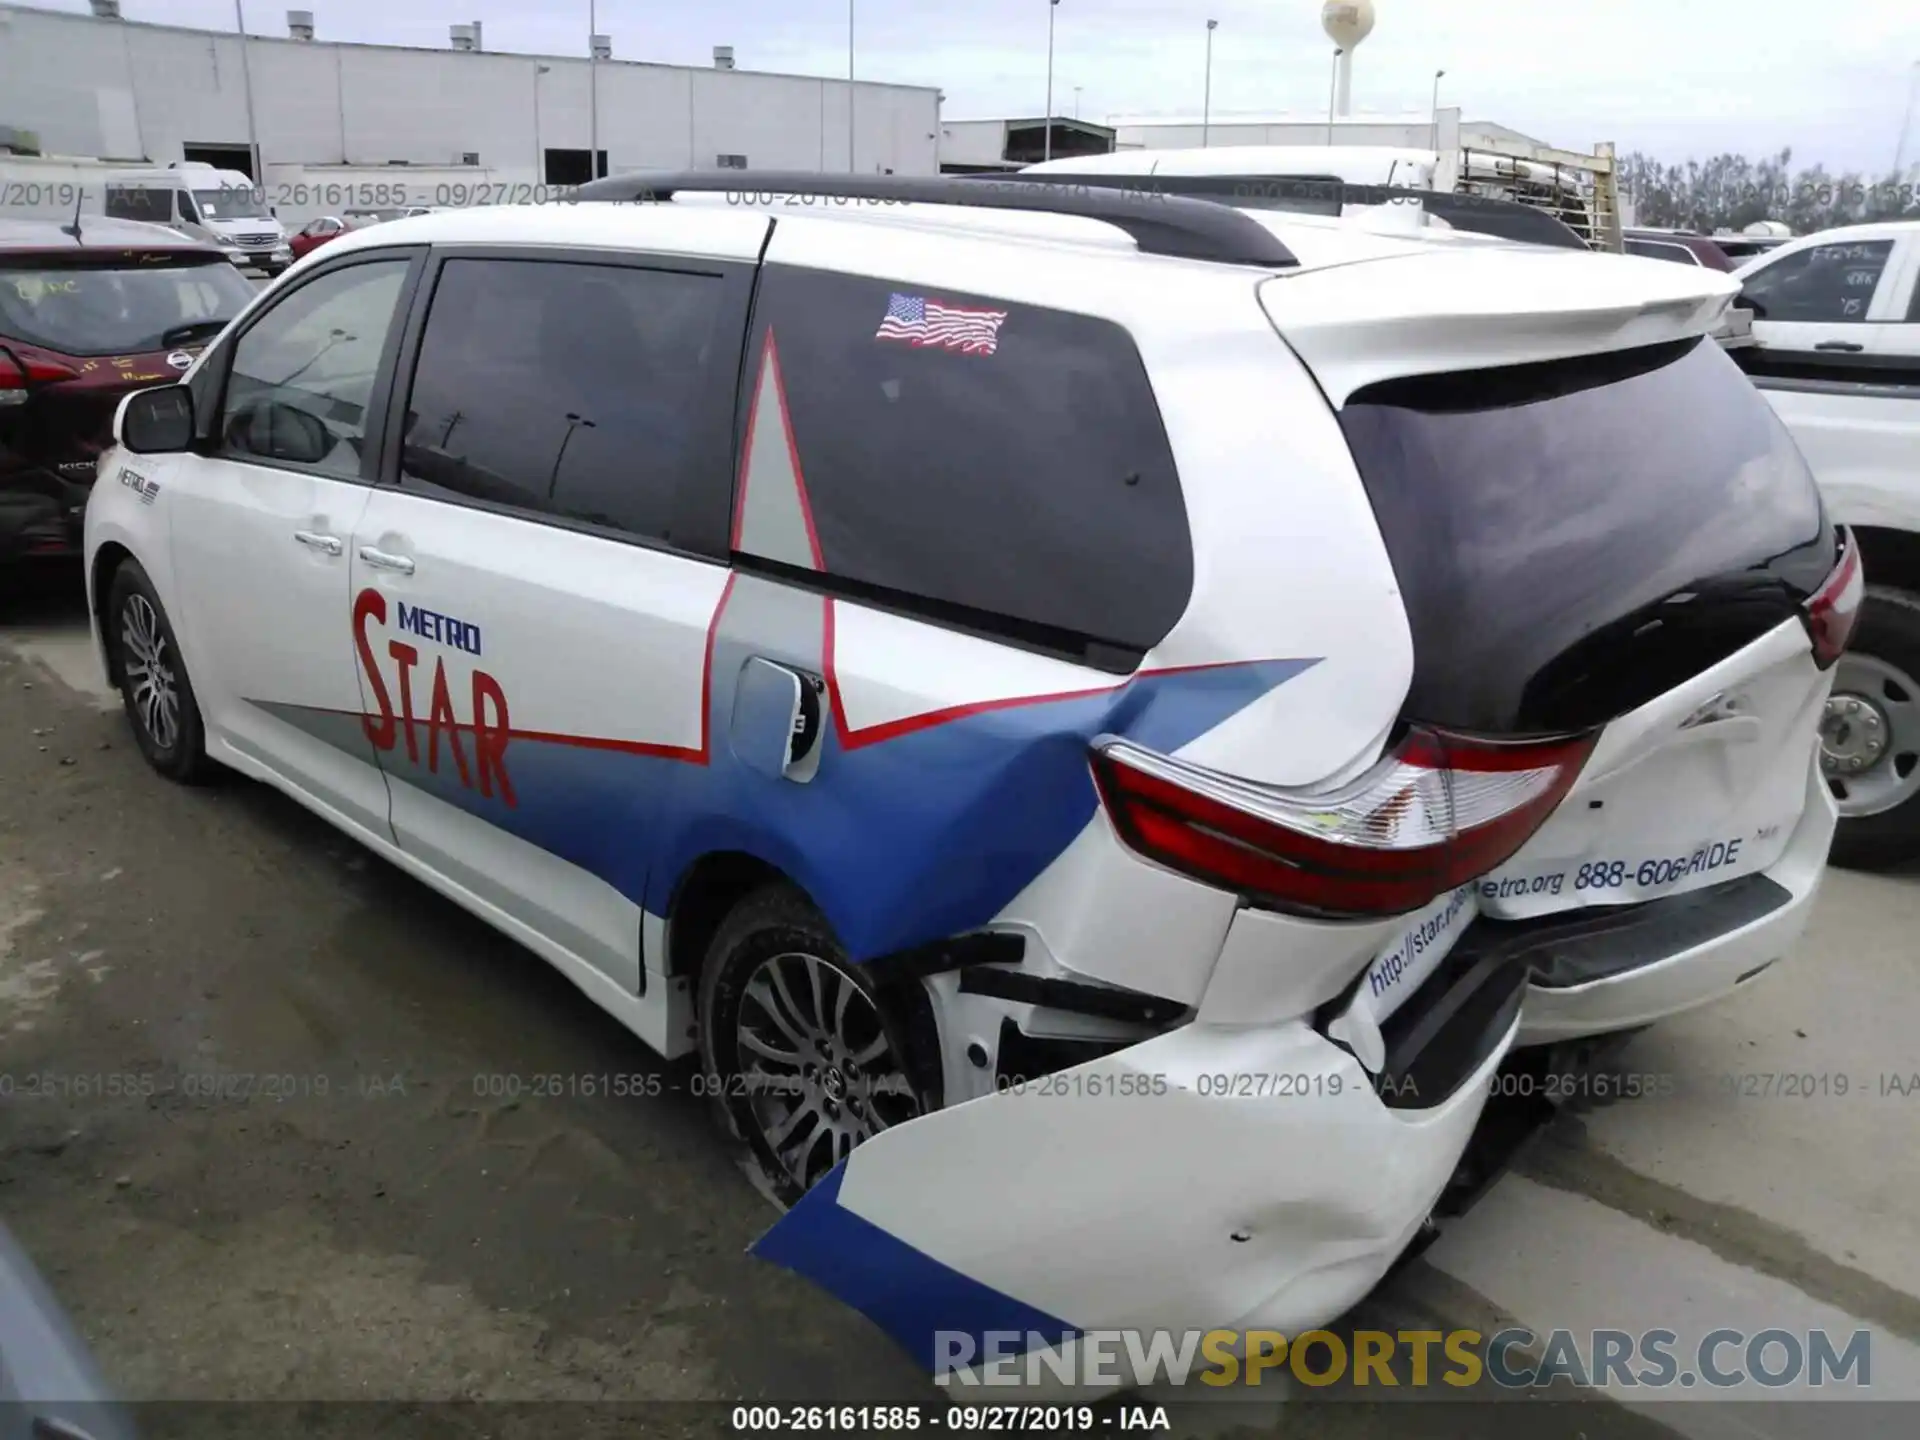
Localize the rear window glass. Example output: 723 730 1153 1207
1338 336 1827 731
0 259 253 356
738 264 1192 661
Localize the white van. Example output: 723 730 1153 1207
88 172 1847 1390
103 164 293 275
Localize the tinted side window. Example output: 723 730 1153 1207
1741 239 1893 323
740 265 1192 660
220 259 409 478
398 258 732 547
106 186 169 224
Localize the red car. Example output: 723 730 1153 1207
1623 228 1737 271
1 216 254 564
290 208 431 261
288 213 349 261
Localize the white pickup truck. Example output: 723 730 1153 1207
1734 219 1920 869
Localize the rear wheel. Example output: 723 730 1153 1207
1824 585 1920 871
107 560 214 784
697 885 924 1207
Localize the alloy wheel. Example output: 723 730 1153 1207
734 950 919 1193
121 593 180 752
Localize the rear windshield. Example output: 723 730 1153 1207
0 259 253 357
1338 336 1829 732
737 264 1193 667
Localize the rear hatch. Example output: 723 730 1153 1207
1260 246 1841 921
1 250 253 489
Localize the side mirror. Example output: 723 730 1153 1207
232 400 332 466
1739 293 1767 320
117 386 195 454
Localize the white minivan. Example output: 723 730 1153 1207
85 172 1853 1392
103 164 293 275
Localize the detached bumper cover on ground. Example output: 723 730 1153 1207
751 935 1524 1395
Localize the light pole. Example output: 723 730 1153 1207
1202 19 1218 148
1430 68 1446 151
1045 0 1059 162
534 65 550 182
1326 47 1342 145
848 0 855 173
232 0 261 181
1074 85 1082 120
1896 59 1920 178
588 0 599 179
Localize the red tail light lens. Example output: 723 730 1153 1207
1090 726 1599 920
1803 529 1863 671
0 346 80 405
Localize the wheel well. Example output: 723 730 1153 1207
1853 527 1920 598
663 851 786 982
90 542 134 685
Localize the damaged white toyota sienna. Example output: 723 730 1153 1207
84 172 1857 1392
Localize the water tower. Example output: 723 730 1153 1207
1321 0 1376 119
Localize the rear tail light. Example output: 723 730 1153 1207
0 346 80 406
1090 726 1599 920
1802 528 1863 671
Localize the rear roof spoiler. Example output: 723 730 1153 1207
570 169 1300 269
997 171 1591 251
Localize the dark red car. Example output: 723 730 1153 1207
290 208 429 261
1623 228 1737 271
288 213 350 261
1 216 254 564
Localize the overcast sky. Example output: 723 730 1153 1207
31 0 1920 172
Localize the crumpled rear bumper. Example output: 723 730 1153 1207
1515 755 1834 1045
753 935 1522 1396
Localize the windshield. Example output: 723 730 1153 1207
191 188 273 222
0 259 255 357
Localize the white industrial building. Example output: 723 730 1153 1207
1109 110 1472 153
0 0 941 219
936 110 1607 176
1106 111 1589 163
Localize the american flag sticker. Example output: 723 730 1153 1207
875 292 1009 356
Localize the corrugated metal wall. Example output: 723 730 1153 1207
0 3 939 185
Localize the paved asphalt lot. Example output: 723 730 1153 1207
2 559 1917 1440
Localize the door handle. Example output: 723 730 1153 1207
292 530 343 555
358 546 415 575
1814 341 1864 352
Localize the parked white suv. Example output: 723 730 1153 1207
83 174 1855 1391
1732 219 1920 867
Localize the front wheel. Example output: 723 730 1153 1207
107 559 214 784
1823 585 1920 871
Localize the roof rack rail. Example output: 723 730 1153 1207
997 170 1589 251
568 169 1299 269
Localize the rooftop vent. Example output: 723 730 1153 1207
590 33 612 60
88 0 123 17
287 9 314 40
450 23 476 51
470 19 483 51
713 45 735 70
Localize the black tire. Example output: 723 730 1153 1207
696 884 928 1207
1827 585 1920 872
106 559 214 784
